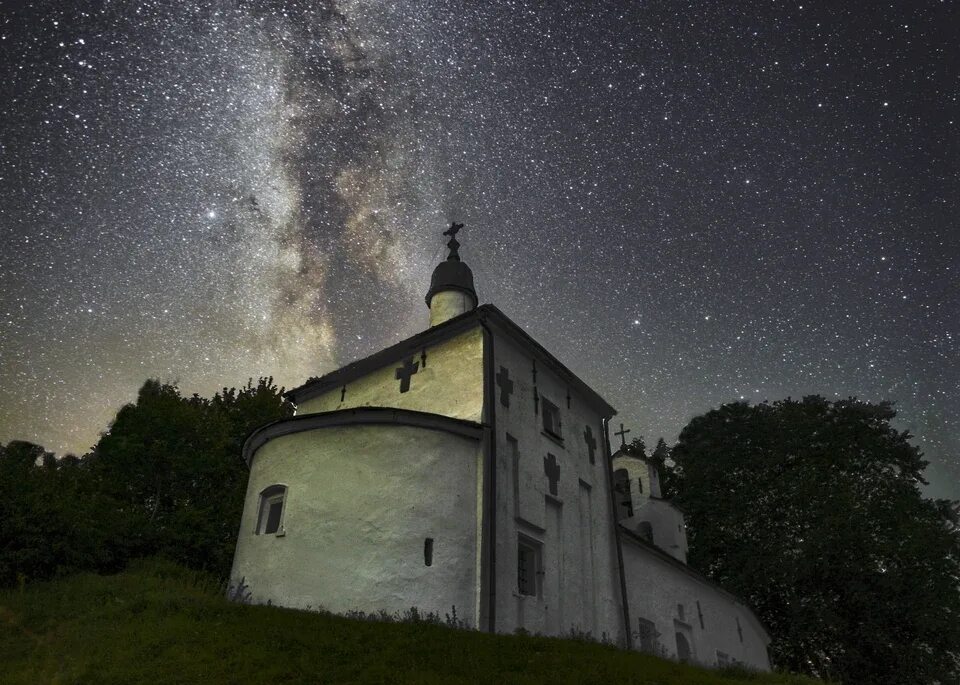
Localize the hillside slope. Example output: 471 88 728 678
0 560 821 684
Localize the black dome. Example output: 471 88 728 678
425 259 477 308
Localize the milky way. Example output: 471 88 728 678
2 1 957 498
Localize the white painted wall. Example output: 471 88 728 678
614 453 688 562
429 290 474 326
621 537 771 671
230 423 484 627
296 327 484 422
490 331 626 644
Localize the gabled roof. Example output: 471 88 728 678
286 304 616 416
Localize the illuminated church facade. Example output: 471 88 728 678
229 225 771 670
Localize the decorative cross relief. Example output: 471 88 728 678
583 425 597 464
395 357 419 393
496 366 513 407
543 453 560 496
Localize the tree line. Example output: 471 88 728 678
2 385 958 683
0 378 291 586
625 397 960 685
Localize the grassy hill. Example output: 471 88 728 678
0 559 822 684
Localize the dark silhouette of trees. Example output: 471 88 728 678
670 396 960 684
0 377 292 586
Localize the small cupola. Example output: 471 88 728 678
425 222 478 326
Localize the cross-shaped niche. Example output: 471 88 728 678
583 425 597 464
543 453 560 496
496 366 513 407
395 357 419 393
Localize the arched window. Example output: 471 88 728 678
256 484 287 535
613 468 633 520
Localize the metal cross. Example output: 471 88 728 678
614 423 631 449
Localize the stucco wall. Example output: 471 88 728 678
490 331 625 643
230 422 484 626
297 326 484 422
429 290 474 326
614 454 688 562
621 537 770 671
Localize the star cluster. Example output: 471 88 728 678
1 1 957 497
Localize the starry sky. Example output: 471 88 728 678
2 1 957 499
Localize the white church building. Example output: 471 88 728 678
229 224 771 671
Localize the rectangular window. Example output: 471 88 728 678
637 617 658 653
637 477 643 493
541 397 562 439
256 485 287 535
517 539 540 596
264 499 283 534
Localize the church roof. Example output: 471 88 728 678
425 254 477 308
286 304 616 416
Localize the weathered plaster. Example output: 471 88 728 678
430 290 474 327
297 326 484 422
621 536 770 670
491 331 625 643
230 422 483 626
613 452 688 562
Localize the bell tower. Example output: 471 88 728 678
425 222 478 327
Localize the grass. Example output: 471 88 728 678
0 559 822 685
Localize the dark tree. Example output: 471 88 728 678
89 377 292 578
624 435 647 459
0 378 292 587
0 442 116 585
670 396 960 684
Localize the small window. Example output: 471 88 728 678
256 485 287 535
517 538 541 596
637 617 658 653
541 397 562 439
424 537 434 566
677 603 685 621
637 477 643 493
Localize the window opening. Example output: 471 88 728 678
541 397 562 439
637 617 658 653
256 485 287 535
517 539 540 596
424 538 434 566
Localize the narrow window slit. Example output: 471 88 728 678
424 537 434 566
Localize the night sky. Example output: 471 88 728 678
2 1 957 499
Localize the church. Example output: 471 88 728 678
229 224 771 671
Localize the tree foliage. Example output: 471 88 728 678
0 377 292 586
670 396 960 684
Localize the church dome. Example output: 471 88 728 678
425 258 477 308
